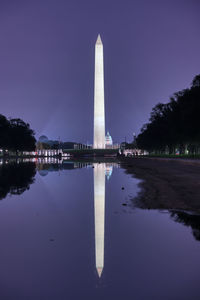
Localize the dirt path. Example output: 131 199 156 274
120 157 200 213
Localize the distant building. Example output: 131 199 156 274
38 135 49 143
105 131 113 147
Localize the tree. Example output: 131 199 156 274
8 118 36 154
136 74 200 155
0 114 10 154
192 75 200 88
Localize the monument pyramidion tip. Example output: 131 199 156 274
96 34 102 45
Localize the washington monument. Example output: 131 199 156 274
93 34 105 149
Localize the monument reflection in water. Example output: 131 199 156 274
94 162 114 278
94 163 105 278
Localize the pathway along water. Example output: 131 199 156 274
0 159 200 300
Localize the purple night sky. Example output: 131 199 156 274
0 0 200 143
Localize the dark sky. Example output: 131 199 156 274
0 0 200 143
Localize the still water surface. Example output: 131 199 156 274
0 159 200 300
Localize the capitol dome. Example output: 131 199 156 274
38 135 48 143
105 131 113 146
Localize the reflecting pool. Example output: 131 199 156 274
0 159 200 300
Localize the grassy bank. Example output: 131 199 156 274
146 153 200 159
62 148 119 157
121 153 200 159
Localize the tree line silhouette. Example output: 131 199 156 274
136 74 200 154
0 115 36 155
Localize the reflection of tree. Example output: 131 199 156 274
37 163 75 175
0 162 36 200
37 162 91 175
171 210 200 241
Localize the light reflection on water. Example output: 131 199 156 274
94 163 114 278
0 160 200 299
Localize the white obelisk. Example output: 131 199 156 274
93 34 105 149
94 163 105 277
